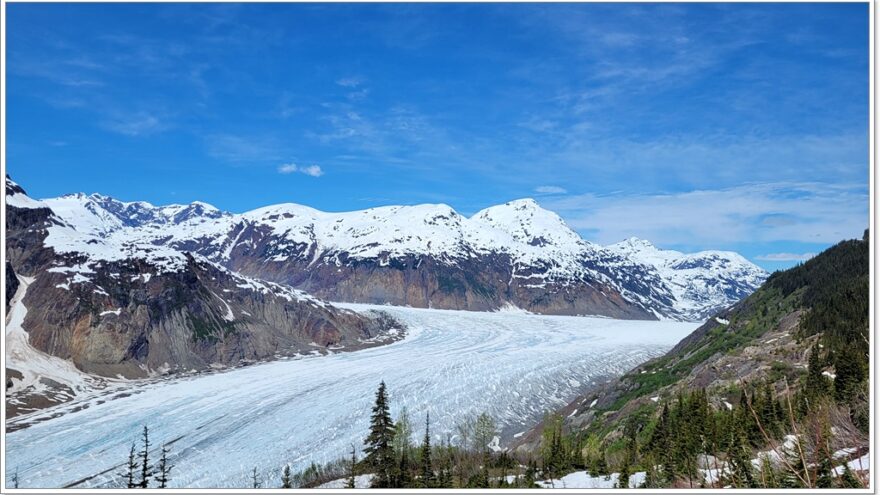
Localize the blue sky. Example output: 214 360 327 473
6 3 869 271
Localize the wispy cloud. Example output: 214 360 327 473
543 182 868 246
206 134 286 163
535 185 567 194
754 252 817 262
101 113 165 136
278 162 324 177
336 76 364 88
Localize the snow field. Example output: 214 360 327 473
6 305 695 488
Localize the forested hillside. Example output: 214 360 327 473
518 231 870 488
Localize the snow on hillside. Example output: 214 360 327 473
5 306 696 488
13 182 767 321
608 237 768 320
5 274 106 398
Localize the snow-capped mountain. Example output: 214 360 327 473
607 237 768 321
20 181 768 322
5 177 396 406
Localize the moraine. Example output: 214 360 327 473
6 305 695 489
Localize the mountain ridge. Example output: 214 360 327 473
21 182 767 321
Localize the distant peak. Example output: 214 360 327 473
619 237 657 249
504 198 540 209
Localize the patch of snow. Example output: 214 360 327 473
317 474 373 489
5 275 100 396
539 470 646 489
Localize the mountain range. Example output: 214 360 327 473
5 176 766 398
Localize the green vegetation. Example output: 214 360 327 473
546 232 870 488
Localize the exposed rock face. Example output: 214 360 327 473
5 177 397 383
32 192 768 321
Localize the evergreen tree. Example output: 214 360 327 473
11 467 19 489
125 442 138 489
524 459 537 488
815 456 833 488
806 341 830 403
616 458 631 488
364 381 396 488
726 424 756 488
155 443 173 489
138 426 152 488
839 464 862 488
346 445 357 489
397 444 412 487
834 346 866 404
419 413 435 488
281 464 292 489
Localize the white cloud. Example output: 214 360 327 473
542 182 868 246
535 186 568 194
278 162 323 177
300 165 324 177
336 76 364 88
754 252 817 262
101 113 164 136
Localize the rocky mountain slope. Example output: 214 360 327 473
30 186 767 321
5 178 398 415
515 231 869 486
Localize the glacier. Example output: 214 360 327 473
5 305 695 489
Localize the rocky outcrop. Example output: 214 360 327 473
5 178 398 382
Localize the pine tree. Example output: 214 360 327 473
125 442 138 488
806 341 830 403
138 426 152 488
834 346 866 404
281 464 292 489
726 424 756 488
364 381 396 488
419 412 435 488
397 444 412 487
11 467 19 489
154 443 173 489
346 445 357 489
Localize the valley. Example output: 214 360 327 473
5 305 695 488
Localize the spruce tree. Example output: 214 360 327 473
806 341 830 403
397 444 412 487
419 413 435 488
138 426 152 488
125 442 138 488
281 464 292 489
346 445 357 488
11 467 19 489
364 381 396 488
155 443 173 489
834 347 866 404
